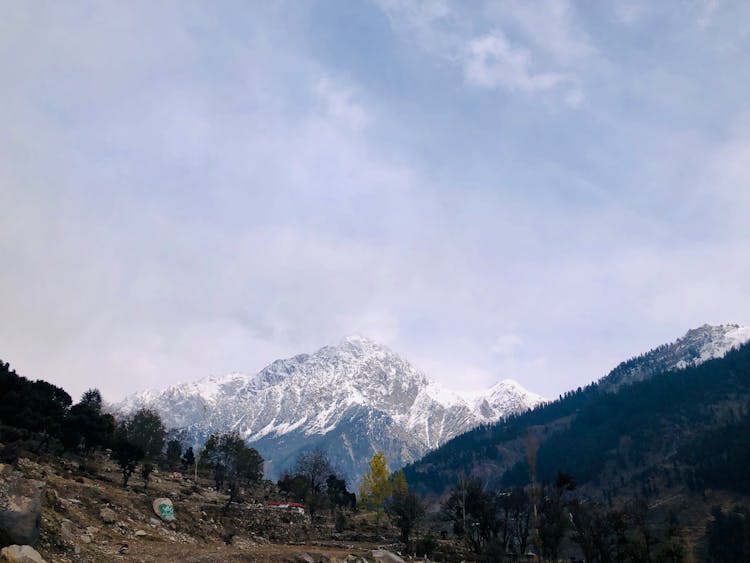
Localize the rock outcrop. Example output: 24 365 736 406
0 544 47 563
0 464 44 547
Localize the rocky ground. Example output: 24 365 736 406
2 455 447 563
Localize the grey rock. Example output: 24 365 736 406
99 507 116 524
0 464 44 546
371 550 406 563
152 498 175 521
0 544 47 563
59 519 75 545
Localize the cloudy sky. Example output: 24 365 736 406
2 1 749 402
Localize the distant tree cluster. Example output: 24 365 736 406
443 477 534 556
0 360 126 463
570 497 685 563
0 359 193 489
357 452 424 550
112 407 165 486
441 471 684 561
385 469 424 548
1 360 73 455
200 431 264 509
278 448 355 524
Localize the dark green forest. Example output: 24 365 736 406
405 342 750 498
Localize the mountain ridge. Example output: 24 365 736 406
403 322 750 498
113 335 544 482
600 323 750 391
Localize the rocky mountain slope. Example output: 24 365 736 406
114 336 543 483
600 323 750 391
11 455 422 563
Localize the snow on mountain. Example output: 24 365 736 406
600 324 750 391
113 335 543 482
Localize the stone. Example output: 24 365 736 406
371 550 406 563
0 544 46 563
0 464 44 547
99 507 116 524
85 526 99 535
149 517 160 526
134 530 147 537
79 534 92 544
152 498 175 521
59 519 75 545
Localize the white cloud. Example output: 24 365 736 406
564 86 585 108
491 333 523 356
464 32 568 93
375 0 592 105
696 0 721 28
613 0 649 26
2 1 749 405
315 77 371 131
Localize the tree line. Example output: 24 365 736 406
0 359 264 501
441 471 685 562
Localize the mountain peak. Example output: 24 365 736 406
334 334 393 356
341 334 379 345
601 323 750 391
114 336 543 480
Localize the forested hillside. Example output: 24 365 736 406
405 342 750 500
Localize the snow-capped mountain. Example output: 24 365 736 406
600 324 750 391
114 335 543 482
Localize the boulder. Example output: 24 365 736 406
0 544 46 563
0 464 44 547
152 498 175 521
371 550 405 563
99 507 116 524
58 520 75 546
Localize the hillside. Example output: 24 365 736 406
404 324 750 499
3 453 440 563
114 336 543 482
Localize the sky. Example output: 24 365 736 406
2 1 749 402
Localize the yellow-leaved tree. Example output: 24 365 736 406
359 451 392 519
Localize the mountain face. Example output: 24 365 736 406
600 324 750 391
403 323 750 499
113 336 543 483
